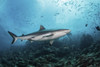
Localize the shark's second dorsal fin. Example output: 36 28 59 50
39 25 45 31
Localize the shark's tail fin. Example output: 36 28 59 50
8 31 18 44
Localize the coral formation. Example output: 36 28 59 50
0 35 100 67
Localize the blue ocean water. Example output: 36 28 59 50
0 0 100 67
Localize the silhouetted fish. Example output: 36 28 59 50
85 24 88 27
96 26 100 31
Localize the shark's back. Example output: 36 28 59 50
27 29 54 36
27 29 68 36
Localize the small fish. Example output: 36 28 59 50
85 24 88 27
96 26 100 31
8 25 71 45
41 16 44 18
54 13 60 16
64 46 69 49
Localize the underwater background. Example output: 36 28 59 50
0 0 100 67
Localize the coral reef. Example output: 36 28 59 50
0 35 100 67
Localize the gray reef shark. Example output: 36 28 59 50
8 25 71 45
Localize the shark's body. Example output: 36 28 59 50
8 25 71 45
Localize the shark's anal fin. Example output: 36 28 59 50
50 40 54 45
39 25 45 31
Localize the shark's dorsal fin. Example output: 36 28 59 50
39 25 45 31
22 34 24 36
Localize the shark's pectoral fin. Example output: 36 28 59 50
29 40 33 43
39 25 45 31
28 39 34 43
30 41 33 43
49 40 54 45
